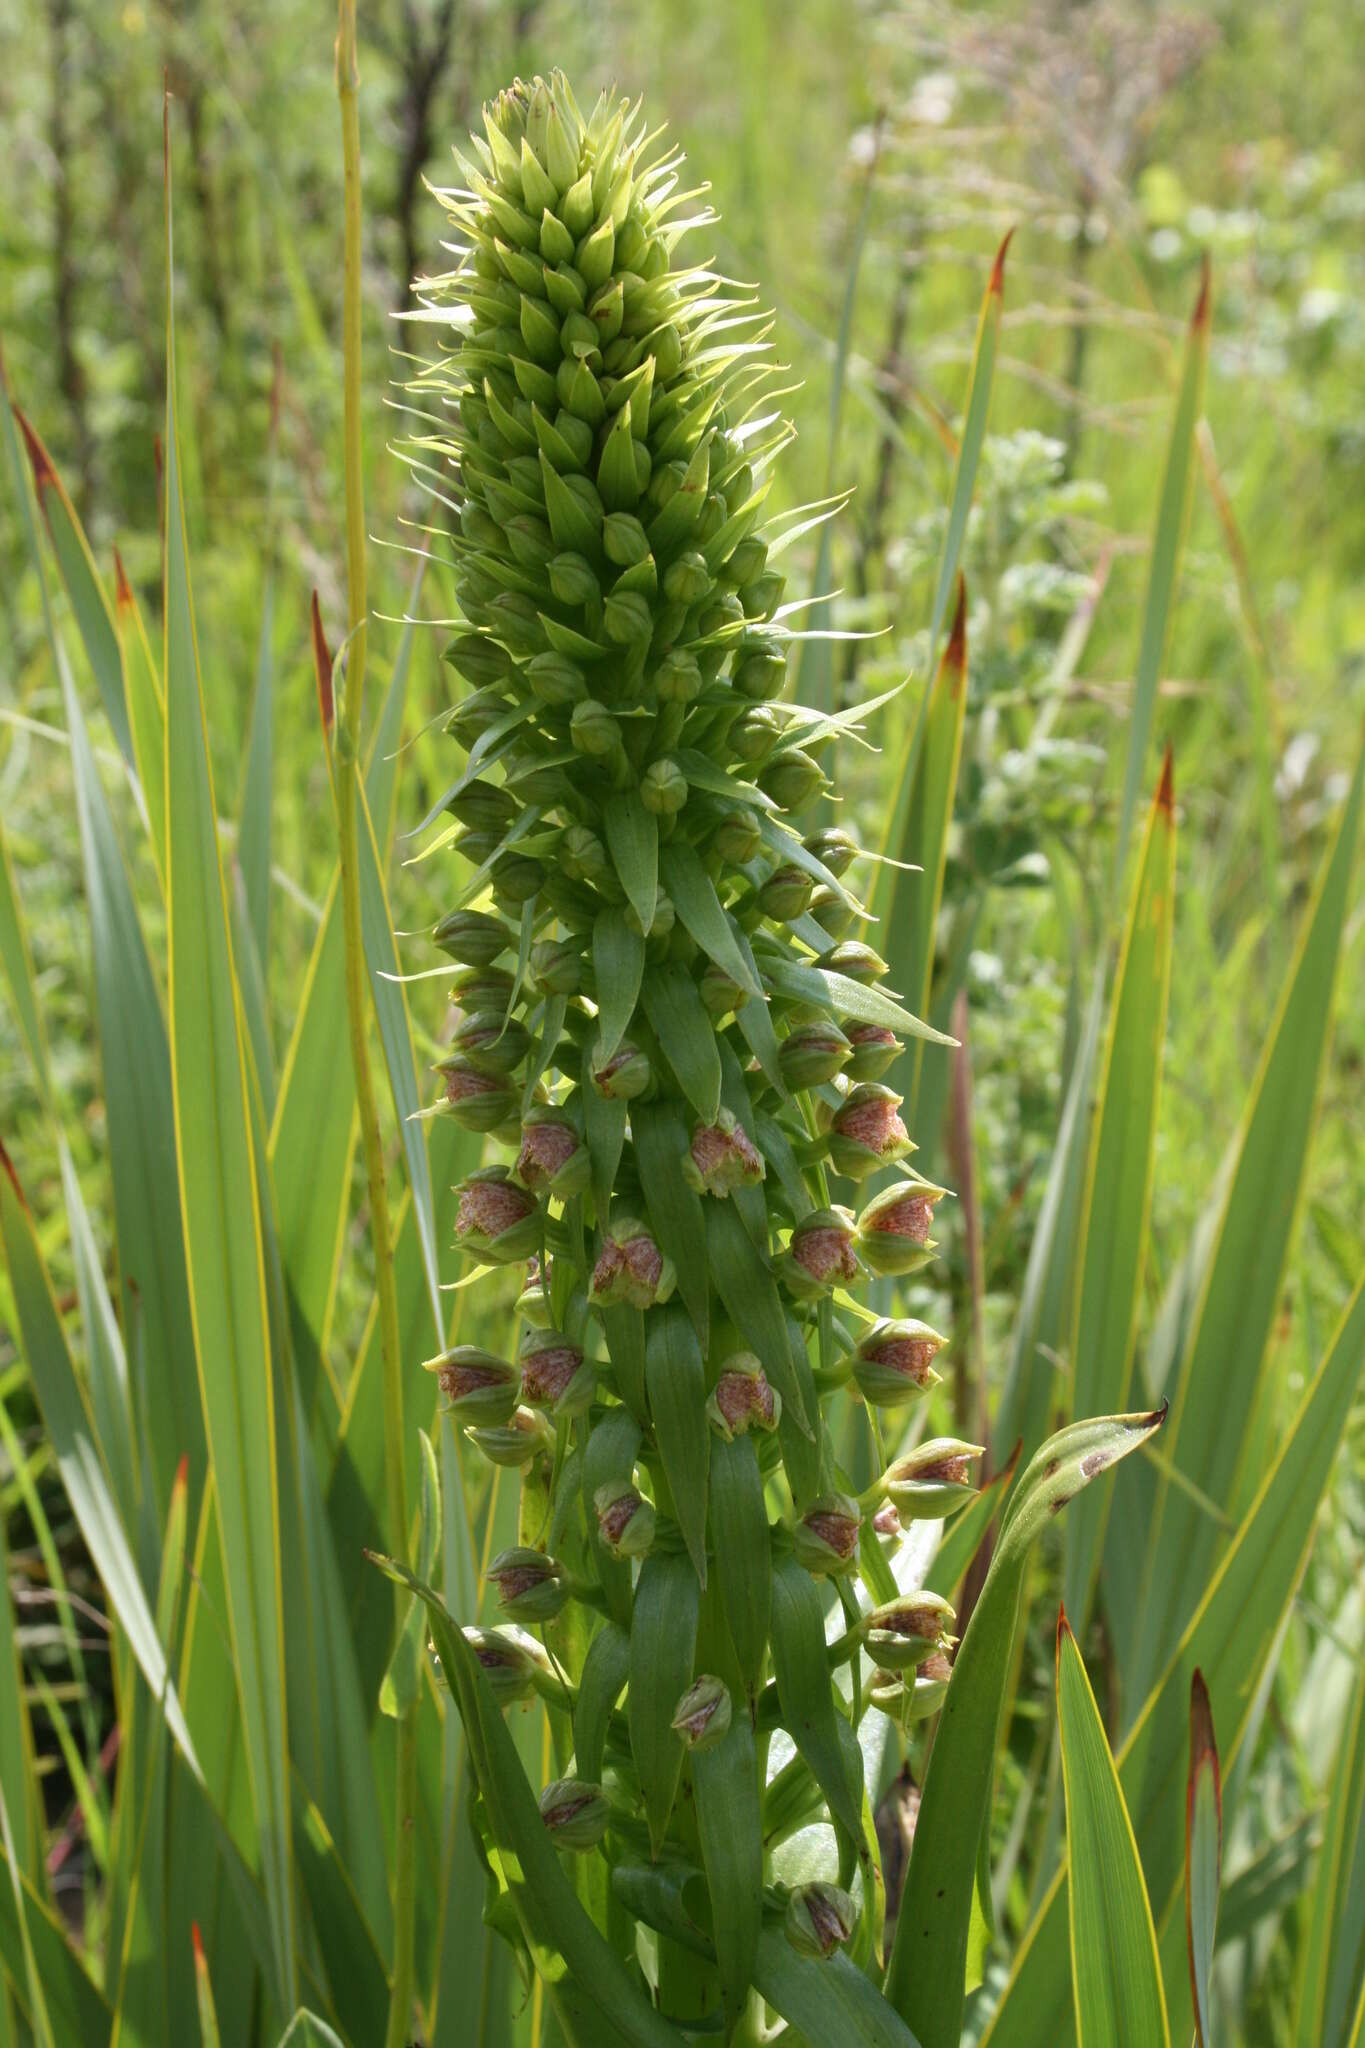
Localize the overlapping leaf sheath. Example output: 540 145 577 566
410 72 967 2027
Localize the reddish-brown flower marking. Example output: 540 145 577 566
457 1177 535 1241
714 1368 776 1433
444 1064 503 1106
521 1341 582 1405
438 1357 507 1402
802 1505 859 1559
863 1190 938 1245
833 1092 907 1153
792 1220 858 1285
516 1119 579 1189
865 1330 940 1386
597 1489 644 1547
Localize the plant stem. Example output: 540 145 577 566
334 8 416 2044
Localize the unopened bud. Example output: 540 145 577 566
571 698 622 756
515 1108 590 1198
671 1674 733 1752
863 1591 956 1672
803 826 859 878
463 1624 551 1703
709 809 763 865
526 651 589 707
683 1110 766 1198
779 1020 851 1091
445 634 517 688
733 646 787 701
828 1084 912 1180
819 939 888 984
435 1057 517 1134
467 1404 555 1468
548 551 602 608
528 937 584 996
850 1318 946 1409
705 1352 781 1440
760 749 827 813
434 908 512 966
792 1492 861 1577
454 1010 531 1077
449 779 519 834
486 1546 568 1623
882 1439 983 1522
845 1022 901 1082
700 960 750 1017
426 1345 519 1427
731 705 782 764
540 1777 609 1851
602 511 650 566
641 757 689 816
757 864 815 923
780 1208 859 1300
785 1882 856 1960
516 1256 556 1328
591 1040 652 1101
451 963 516 1013
455 1168 541 1264
492 851 545 907
604 589 653 646
663 550 711 606
656 649 703 704
593 1480 656 1559
855 1177 947 1277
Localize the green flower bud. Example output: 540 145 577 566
663 550 712 605
445 633 517 688
808 885 856 941
626 888 674 939
785 1883 857 1961
450 963 516 1012
528 937 585 996
733 646 787 700
589 1218 675 1310
467 1404 555 1468
604 588 654 645
435 909 512 966
492 851 545 906
527 650 589 707
486 1546 568 1622
744 570 785 617
449 779 519 833
426 1345 520 1426
540 1777 610 1851
683 1109 766 1198
705 1352 781 1441
881 1439 984 1523
819 939 889 984
699 960 749 1018
593 1479 656 1559
827 1084 912 1180
516 1256 556 1329
514 1106 590 1199
855 1176 947 1277
448 686 515 748
505 513 556 570
779 1021 851 1090
871 1652 954 1723
791 1492 861 1577
602 511 651 565
731 705 782 764
671 1675 733 1752
760 748 827 812
709 809 763 864
562 823 614 889
757 863 814 923
780 1208 859 1300
845 1021 902 1082
548 552 602 608
455 1167 541 1264
849 1318 946 1409
519 1327 594 1418
863 1592 956 1673
804 826 859 876
571 697 622 756
656 649 703 704
557 354 604 423
590 1041 652 1101
641 757 689 816
463 1624 552 1704
454 827 500 870
453 1010 531 1077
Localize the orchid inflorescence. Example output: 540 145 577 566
407 69 982 2018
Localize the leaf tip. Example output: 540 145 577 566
190 1921 205 1967
989 227 1016 297
1192 252 1212 334
311 590 335 738
0 1137 27 1212
946 573 968 684
173 1450 189 1496
12 401 56 502
1156 743 1175 817
113 544 135 615
1189 1669 1219 1781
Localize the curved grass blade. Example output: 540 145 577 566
886 1407 1166 2048
1186 1671 1221 2048
162 103 294 2008
1057 1611 1170 2048
372 1556 690 2048
981 1269 1365 2048
1113 262 1209 885
1063 754 1176 1627
1131 731 1364 1701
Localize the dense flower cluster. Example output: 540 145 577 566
411 69 981 1978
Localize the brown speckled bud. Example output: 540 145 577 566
683 1110 765 1198
780 1208 859 1300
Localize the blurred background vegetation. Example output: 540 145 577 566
2 1 1363 2040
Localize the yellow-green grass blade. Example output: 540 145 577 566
1185 1671 1221 2048
1294 1632 1365 2047
876 231 1009 887
58 1140 140 1565
1057 1613 1170 2048
238 356 282 983
873 576 967 1129
162 102 294 2010
193 1925 222 2048
1130 729 1364 1702
114 548 168 888
886 1406 1165 2048
1113 263 1210 886
0 1783 82 2048
1063 756 1176 1627
0 1142 199 1774
11 400 135 773
980 1267 1365 2048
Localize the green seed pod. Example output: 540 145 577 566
426 1345 520 1427
849 1318 946 1409
785 1882 857 1961
539 1777 610 1851
670 1674 733 1752
881 1439 984 1523
487 1546 569 1623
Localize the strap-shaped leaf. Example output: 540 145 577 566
629 1551 700 1853
1186 1672 1221 2048
633 1098 709 1347
642 963 722 1122
693 1716 761 2034
887 1408 1166 2048
605 788 658 933
574 1624 630 1783
1057 1612 1170 2047
755 1925 920 2048
708 1434 772 1704
593 905 646 1061
660 841 763 999
644 1305 710 1585
769 1555 862 1844
705 1202 815 1449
